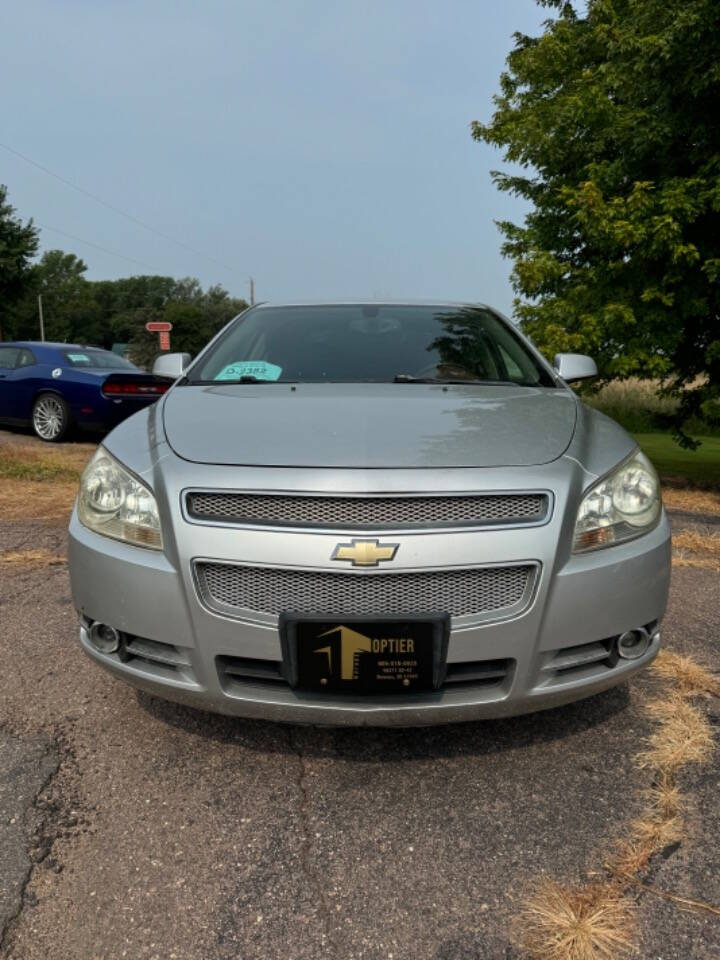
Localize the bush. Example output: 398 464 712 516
585 380 720 437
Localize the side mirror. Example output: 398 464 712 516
152 352 191 379
553 353 598 383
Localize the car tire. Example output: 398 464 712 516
32 392 71 442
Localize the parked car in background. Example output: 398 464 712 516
0 341 170 442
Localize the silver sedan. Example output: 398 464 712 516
68 302 671 726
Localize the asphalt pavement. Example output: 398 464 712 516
0 512 718 960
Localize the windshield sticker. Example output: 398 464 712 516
214 361 283 382
67 353 90 363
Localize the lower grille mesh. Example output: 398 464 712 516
195 562 533 619
217 654 513 691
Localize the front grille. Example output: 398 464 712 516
186 491 548 530
122 636 191 670
538 621 658 687
538 638 618 686
218 655 285 686
217 654 514 692
443 658 513 688
195 562 534 620
86 627 198 683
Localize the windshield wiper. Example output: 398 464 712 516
393 374 536 386
393 374 486 384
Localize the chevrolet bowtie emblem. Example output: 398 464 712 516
331 539 400 567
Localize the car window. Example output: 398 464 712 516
497 343 525 381
61 349 134 369
0 347 21 370
17 349 36 368
189 305 556 387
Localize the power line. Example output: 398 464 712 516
0 141 239 275
37 223 154 269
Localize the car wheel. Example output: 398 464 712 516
32 393 71 442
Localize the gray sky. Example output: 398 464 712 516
2 0 546 314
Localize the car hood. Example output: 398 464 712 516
162 383 577 469
163 384 577 468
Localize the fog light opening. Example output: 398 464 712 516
89 622 120 655
616 628 651 661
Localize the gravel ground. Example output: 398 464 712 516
0 510 718 959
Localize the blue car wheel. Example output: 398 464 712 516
32 392 71 442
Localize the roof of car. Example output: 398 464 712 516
5 341 106 350
252 299 492 309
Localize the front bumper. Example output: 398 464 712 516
68 503 671 726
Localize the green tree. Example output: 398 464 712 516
473 0 720 442
0 185 39 340
1 219 248 361
91 275 178 346
34 250 95 343
5 249 102 343
128 288 248 368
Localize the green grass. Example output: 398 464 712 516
633 433 720 489
0 458 81 482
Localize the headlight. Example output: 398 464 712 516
573 451 661 553
78 448 163 549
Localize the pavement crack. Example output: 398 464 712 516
0 738 61 955
286 727 340 955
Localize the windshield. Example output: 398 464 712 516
189 305 556 387
61 349 135 370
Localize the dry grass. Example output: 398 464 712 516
627 811 683 852
673 529 720 556
606 663 717 889
586 377 717 442
0 437 93 482
641 777 683 821
637 696 714 772
0 436 91 522
0 478 78 521
0 548 66 568
606 841 655 883
651 650 720 698
589 378 678 419
517 882 635 960
663 487 720 516
518 647 719 958
607 827 680 884
672 529 720 572
672 552 720 572
606 770 685 882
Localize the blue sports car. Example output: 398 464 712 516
0 341 169 442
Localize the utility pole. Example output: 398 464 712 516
249 277 255 306
38 294 45 341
